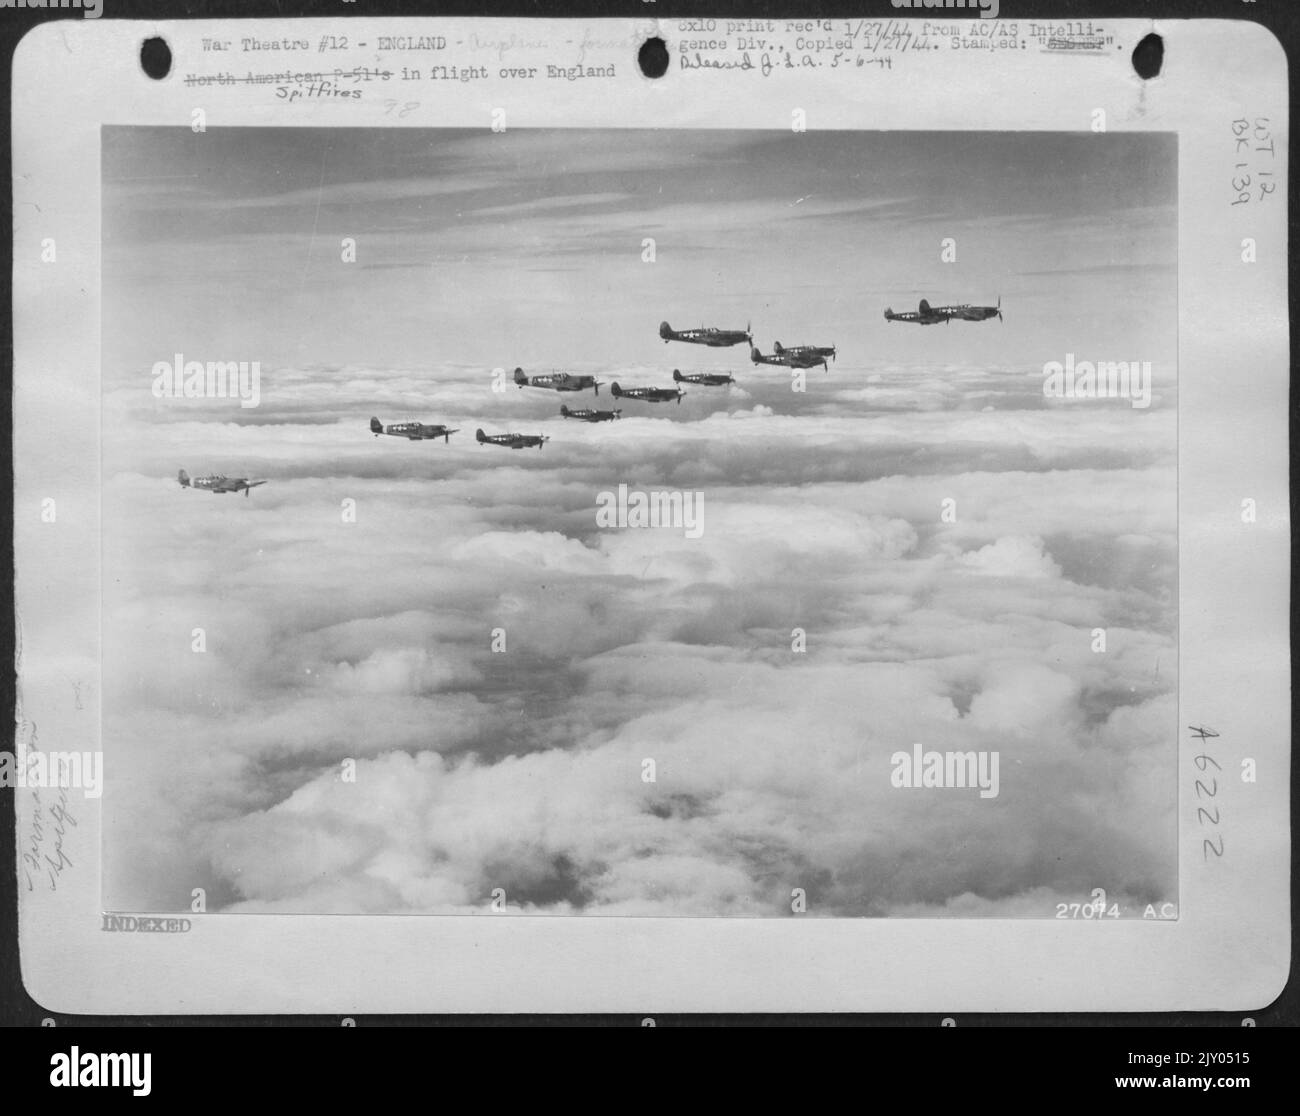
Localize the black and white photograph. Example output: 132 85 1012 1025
8 13 1289 1022
100 125 1178 918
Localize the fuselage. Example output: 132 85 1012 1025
659 321 751 347
514 368 600 394
673 370 734 386
560 405 620 422
885 299 999 325
773 341 835 363
751 346 830 370
610 382 683 404
179 469 263 495
476 428 547 449
371 418 456 441
944 305 999 321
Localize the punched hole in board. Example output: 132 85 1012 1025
639 37 669 79
141 37 172 81
1132 33 1163 80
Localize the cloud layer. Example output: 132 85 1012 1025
103 355 1177 917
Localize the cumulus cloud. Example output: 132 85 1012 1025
101 348 1178 918
958 535 1063 579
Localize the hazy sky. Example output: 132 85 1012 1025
104 127 1176 375
102 128 1178 916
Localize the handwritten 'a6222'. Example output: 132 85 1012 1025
1189 725 1224 862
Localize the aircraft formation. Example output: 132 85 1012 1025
884 297 1002 326
181 299 998 488
750 341 838 372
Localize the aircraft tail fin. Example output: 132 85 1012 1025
919 299 931 314
370 417 383 435
750 347 762 364
658 321 672 340
476 428 486 443
610 383 623 397
178 469 190 488
513 367 527 386
560 404 570 416
672 369 683 382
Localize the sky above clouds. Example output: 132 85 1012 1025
102 127 1178 916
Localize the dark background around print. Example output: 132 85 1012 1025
0 0 1295 1041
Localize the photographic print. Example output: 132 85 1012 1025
13 14 1287 1015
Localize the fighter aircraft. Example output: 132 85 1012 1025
513 368 602 395
177 469 267 497
775 341 836 367
559 404 621 423
610 382 684 405
750 342 835 372
370 417 458 443
884 297 1002 325
475 428 548 450
659 320 751 347
672 369 735 387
